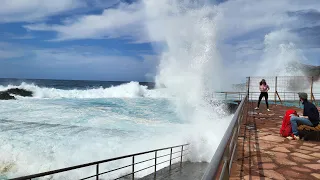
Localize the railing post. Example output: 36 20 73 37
170 148 172 170
220 147 230 180
154 151 157 178
311 76 314 103
180 145 184 166
96 163 99 180
247 77 250 96
275 76 277 104
132 156 135 180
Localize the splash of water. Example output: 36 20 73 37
0 82 166 99
142 0 230 162
256 30 305 76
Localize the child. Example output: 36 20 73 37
255 79 270 111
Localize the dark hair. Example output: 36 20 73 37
260 79 266 86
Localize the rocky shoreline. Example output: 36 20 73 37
0 88 33 100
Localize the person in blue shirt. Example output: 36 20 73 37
290 92 320 140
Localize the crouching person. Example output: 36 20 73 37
290 92 320 140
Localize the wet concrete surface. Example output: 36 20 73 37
139 162 208 180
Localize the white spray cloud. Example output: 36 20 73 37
256 30 305 76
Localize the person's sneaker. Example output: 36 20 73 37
267 109 270 111
294 135 300 140
255 107 259 110
286 136 293 140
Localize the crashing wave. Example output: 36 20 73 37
0 82 168 99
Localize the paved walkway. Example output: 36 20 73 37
230 103 320 180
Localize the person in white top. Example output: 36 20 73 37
255 79 270 111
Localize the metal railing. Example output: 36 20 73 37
215 91 319 105
201 94 248 180
10 144 189 180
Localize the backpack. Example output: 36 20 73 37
280 109 298 137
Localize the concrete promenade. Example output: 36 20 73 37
230 103 320 180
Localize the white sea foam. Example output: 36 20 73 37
0 97 232 179
0 82 167 99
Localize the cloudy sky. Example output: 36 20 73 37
0 0 319 81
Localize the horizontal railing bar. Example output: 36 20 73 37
156 153 170 159
133 164 155 174
215 91 320 94
90 147 192 179
134 157 155 166
156 159 171 166
133 149 189 166
115 159 178 180
79 174 97 180
10 144 189 180
97 164 132 177
172 150 184 155
171 155 183 161
156 150 183 159
134 154 189 176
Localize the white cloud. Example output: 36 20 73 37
0 0 120 23
215 0 320 41
0 0 84 22
0 42 158 80
0 42 30 59
33 49 158 80
4 0 320 80
24 2 146 41
22 0 320 44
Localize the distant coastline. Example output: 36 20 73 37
0 77 155 84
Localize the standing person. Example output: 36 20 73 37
255 79 270 111
290 92 320 140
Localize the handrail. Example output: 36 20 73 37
10 143 189 180
201 94 248 180
215 91 319 103
215 91 320 94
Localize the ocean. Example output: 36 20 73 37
0 79 233 179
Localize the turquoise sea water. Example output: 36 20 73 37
0 79 232 179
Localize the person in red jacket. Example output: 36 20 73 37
280 109 298 139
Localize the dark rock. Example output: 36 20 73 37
5 88 33 97
0 88 33 100
226 102 239 114
299 64 320 80
0 92 16 100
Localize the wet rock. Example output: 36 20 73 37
5 88 33 97
0 88 33 100
0 92 15 100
